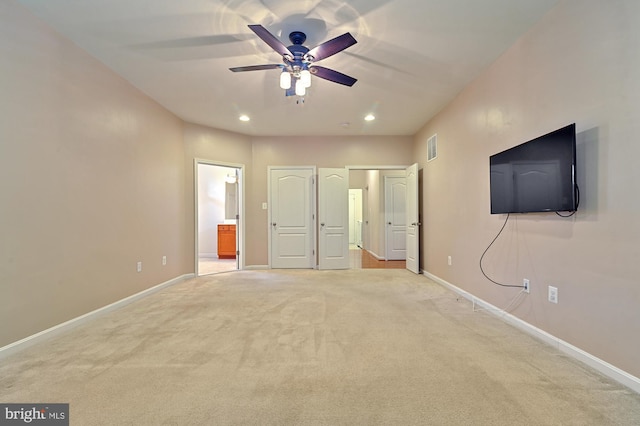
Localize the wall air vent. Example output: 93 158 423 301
427 134 437 162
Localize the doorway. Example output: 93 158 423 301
348 168 411 270
195 161 243 276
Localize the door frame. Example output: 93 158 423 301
194 159 245 275
267 166 317 269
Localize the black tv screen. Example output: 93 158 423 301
490 123 577 214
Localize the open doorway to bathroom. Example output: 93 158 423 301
196 161 243 276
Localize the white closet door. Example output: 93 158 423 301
318 168 349 270
269 168 315 269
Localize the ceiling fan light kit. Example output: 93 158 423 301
279 71 291 89
300 69 311 88
295 79 306 96
230 24 358 98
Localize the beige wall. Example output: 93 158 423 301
348 170 367 189
0 1 190 346
248 136 413 265
414 0 640 377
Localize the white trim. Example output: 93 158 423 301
366 249 385 260
0 274 194 360
423 270 640 394
245 264 270 270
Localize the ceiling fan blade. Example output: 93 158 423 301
310 66 357 87
305 33 357 62
229 64 283 72
248 24 293 58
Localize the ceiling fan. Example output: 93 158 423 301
230 24 357 97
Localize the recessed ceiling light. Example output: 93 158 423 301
364 114 375 121
239 115 250 122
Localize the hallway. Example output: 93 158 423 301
349 247 405 270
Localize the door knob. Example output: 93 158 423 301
387 222 392 225
272 222 277 228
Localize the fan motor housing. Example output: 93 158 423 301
286 44 310 68
288 31 306 45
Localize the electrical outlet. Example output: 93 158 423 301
523 279 530 293
137 261 142 273
548 285 558 304
447 256 452 266
162 256 167 266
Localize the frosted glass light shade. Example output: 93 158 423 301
280 72 291 89
300 69 311 88
295 79 306 96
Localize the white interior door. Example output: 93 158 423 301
348 189 363 247
348 191 357 245
406 163 420 274
385 176 406 260
318 168 349 270
269 168 315 269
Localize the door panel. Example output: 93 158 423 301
406 163 420 274
270 168 314 268
385 176 406 260
318 168 349 270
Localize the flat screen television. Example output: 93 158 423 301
490 123 577 214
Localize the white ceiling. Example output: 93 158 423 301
16 0 559 136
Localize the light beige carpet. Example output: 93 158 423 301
1 269 639 425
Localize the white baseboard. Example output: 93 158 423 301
366 250 385 260
423 270 640 395
0 273 194 360
245 264 269 270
